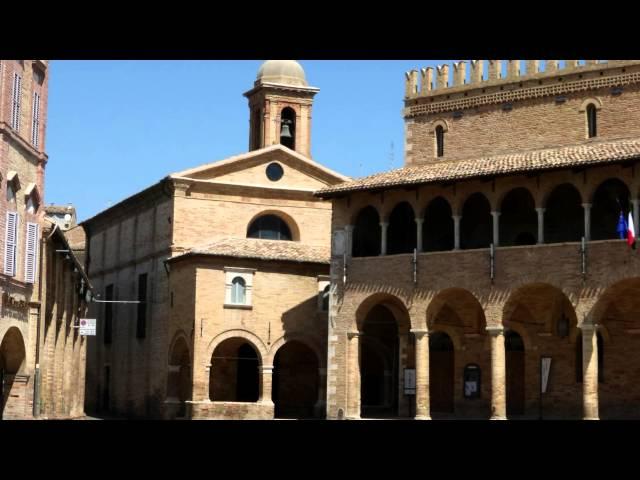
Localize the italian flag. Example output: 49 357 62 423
628 212 636 249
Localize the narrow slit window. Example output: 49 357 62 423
436 125 444 157
587 104 597 138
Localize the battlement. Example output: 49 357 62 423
404 60 640 118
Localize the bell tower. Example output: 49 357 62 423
244 60 319 158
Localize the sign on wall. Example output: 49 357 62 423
404 368 416 395
79 318 96 336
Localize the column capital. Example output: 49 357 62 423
490 210 501 217
452 214 462 220
535 207 546 213
582 202 592 209
260 365 274 373
486 325 504 336
379 221 389 227
578 322 599 331
632 198 640 204
415 217 424 224
410 328 429 338
347 331 362 339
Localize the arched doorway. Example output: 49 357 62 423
272 340 320 418
360 305 399 418
500 188 537 246
387 202 417 254
167 336 191 418
505 330 525 416
461 193 492 249
429 332 454 415
0 327 26 420
544 183 583 243
210 338 260 402
591 178 630 241
423 196 454 252
591 278 640 418
352 206 381 257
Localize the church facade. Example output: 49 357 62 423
83 61 348 419
318 60 640 420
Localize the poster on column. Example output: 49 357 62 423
541 357 552 393
79 318 96 336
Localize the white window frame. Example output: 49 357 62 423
224 267 255 308
24 222 39 284
32 91 40 148
4 212 18 277
11 73 22 132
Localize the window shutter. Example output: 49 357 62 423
11 73 22 132
4 212 18 276
31 92 40 148
24 222 38 283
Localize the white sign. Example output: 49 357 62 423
541 357 552 393
404 368 416 395
79 318 96 336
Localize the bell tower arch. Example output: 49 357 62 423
244 60 319 158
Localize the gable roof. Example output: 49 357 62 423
170 144 349 185
168 237 330 265
316 136 640 198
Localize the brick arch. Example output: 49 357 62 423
430 119 449 133
379 197 420 224
168 330 191 364
588 277 640 329
355 292 412 333
502 282 578 338
541 181 584 208
428 325 464 352
419 193 453 219
426 287 486 334
349 203 382 226
246 210 301 242
586 176 631 204
495 184 538 211
206 329 268 366
267 333 323 366
578 97 603 112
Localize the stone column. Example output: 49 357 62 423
380 222 389 256
536 207 545 244
580 323 599 420
632 198 639 238
453 215 462 250
411 329 430 420
347 332 361 419
260 365 274 406
314 368 327 417
491 211 501 247
344 224 354 258
415 218 424 253
582 203 592 241
487 326 507 420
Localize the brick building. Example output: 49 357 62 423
0 60 90 420
82 61 348 419
317 60 640 420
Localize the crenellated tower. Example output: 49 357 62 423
244 60 319 158
403 60 640 165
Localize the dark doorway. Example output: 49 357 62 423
429 332 454 414
273 341 320 418
423 197 454 252
210 339 260 402
461 193 492 249
591 178 630 241
353 206 381 257
361 305 399 417
545 183 583 243
500 188 537 246
505 331 525 416
387 202 417 255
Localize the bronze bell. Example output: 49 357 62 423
280 120 292 139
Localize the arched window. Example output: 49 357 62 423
591 178 630 241
231 277 246 304
353 206 381 257
387 202 417 255
435 125 444 157
460 193 492 250
280 107 296 150
587 104 597 138
423 196 454 252
544 183 583 243
500 188 537 246
247 215 292 241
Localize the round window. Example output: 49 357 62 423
266 162 284 182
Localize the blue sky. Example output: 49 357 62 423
46 60 449 221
